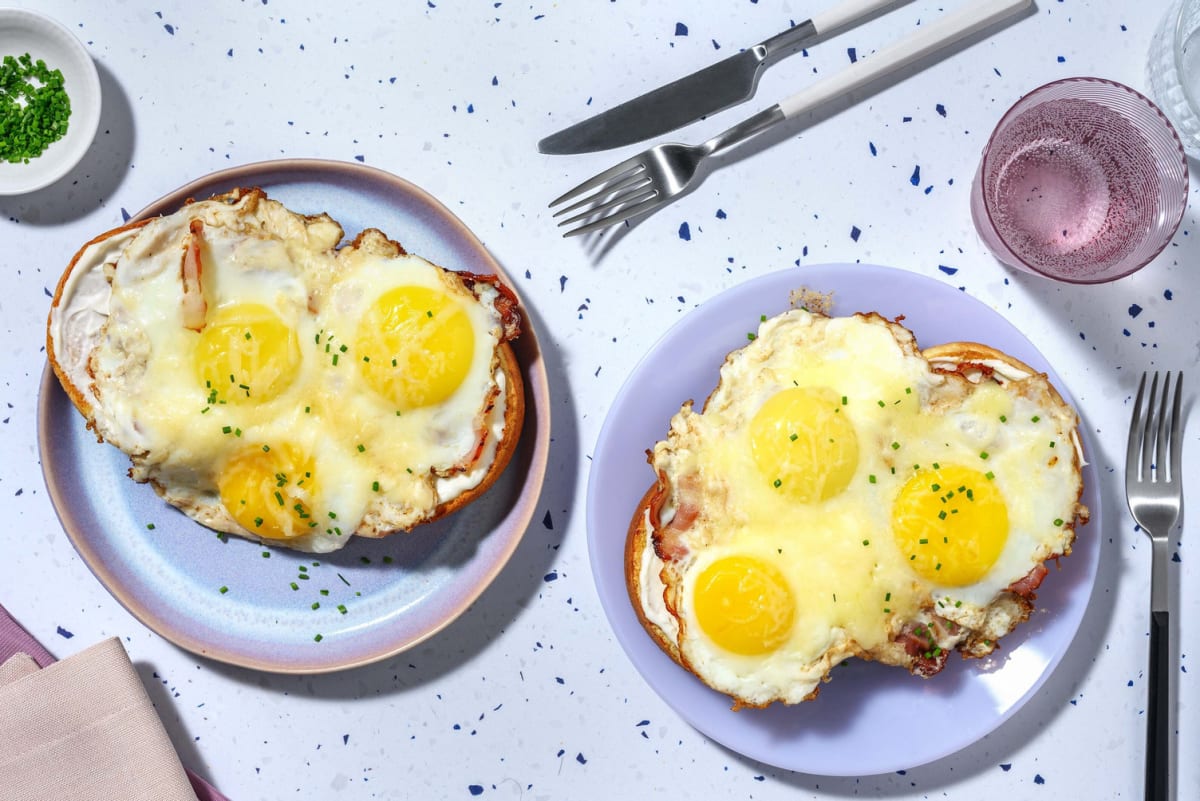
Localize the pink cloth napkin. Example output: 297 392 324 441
0 604 229 801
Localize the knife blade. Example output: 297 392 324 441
537 0 906 154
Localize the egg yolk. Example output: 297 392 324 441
693 555 796 655
892 465 1009 586
194 303 300 404
750 387 859 502
217 443 318 541
354 285 475 410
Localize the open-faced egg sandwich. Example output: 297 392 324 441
47 187 524 554
626 306 1089 708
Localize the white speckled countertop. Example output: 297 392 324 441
1 1 1197 798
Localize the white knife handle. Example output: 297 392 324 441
779 0 1031 119
811 0 907 36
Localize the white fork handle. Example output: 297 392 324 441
779 0 1032 119
811 0 909 36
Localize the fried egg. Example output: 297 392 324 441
634 309 1087 708
49 189 523 553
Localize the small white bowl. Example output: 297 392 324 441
0 8 101 195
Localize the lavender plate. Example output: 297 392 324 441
39 159 551 673
586 264 1101 775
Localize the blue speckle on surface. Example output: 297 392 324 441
543 570 558 582
1057 55 1066 63
850 226 861 241
354 155 365 162
869 141 877 156
56 626 73 639
848 47 857 63
468 786 484 796
716 209 726 219
938 265 958 275
543 509 553 529
343 734 349 745
936 103 947 117
1173 552 1182 563
1129 303 1143 318
559 275 568 292
910 165 921 186
491 76 498 86
164 23 175 35
1164 289 1173 300
675 22 688 36
679 222 691 241
1000 763 1012 772
1035 774 1046 784
576 752 587 764
120 208 131 222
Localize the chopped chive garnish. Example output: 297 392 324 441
746 332 757 341
337 604 348 615
1032 415 1040 422
146 523 156 530
219 586 228 594
979 451 989 460
789 433 798 441
357 443 366 452
868 474 877 484
1054 518 1064 527
773 478 782 488
372 481 380 492
314 634 323 642
891 441 900 450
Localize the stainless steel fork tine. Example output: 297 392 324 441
562 194 661 238
548 158 645 208
1128 372 1148 480
551 171 654 219
556 186 657 229
1169 372 1183 483
1142 372 1161 481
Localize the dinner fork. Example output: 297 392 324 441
549 0 1031 237
1125 371 1184 801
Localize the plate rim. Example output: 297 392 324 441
38 159 552 673
585 262 1101 774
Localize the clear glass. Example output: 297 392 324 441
1147 0 1200 159
970 78 1189 284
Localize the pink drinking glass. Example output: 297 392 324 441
970 77 1189 284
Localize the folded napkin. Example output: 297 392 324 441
0 604 229 801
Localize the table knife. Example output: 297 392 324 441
537 0 907 155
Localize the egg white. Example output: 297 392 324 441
72 193 510 553
642 309 1084 707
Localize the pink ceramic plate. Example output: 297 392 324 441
587 264 1101 774
40 159 551 673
